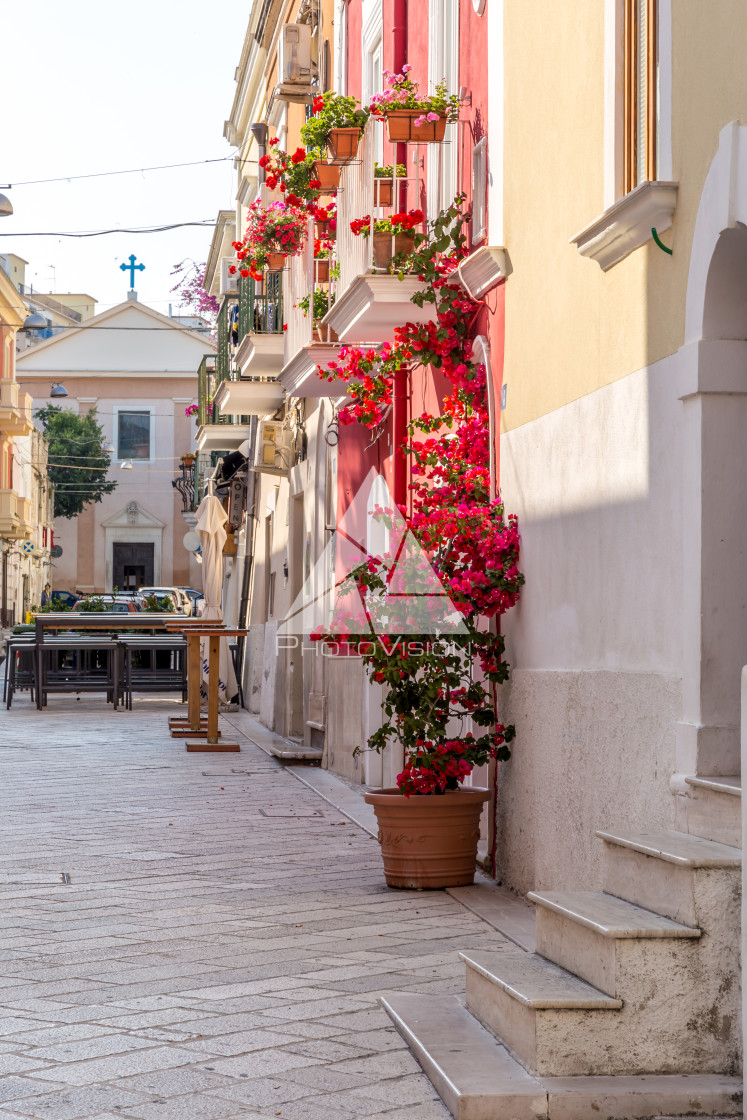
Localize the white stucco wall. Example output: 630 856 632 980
497 357 685 891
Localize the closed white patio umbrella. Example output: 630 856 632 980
195 491 238 704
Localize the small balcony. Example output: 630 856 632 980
195 351 254 454
322 120 438 344
0 490 32 538
0 380 34 436
279 232 348 398
212 275 285 417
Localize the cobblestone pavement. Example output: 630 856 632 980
0 694 507 1120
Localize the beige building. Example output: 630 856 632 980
17 298 209 594
0 260 53 624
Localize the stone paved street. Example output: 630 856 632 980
0 694 509 1120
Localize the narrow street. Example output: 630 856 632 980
0 695 505 1120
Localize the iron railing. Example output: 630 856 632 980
197 354 218 427
238 273 283 344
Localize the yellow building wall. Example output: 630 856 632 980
501 0 747 433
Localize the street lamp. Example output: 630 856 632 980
22 312 47 332
0 193 12 218
49 383 68 398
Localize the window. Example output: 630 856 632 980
472 138 487 245
623 0 657 194
117 410 151 460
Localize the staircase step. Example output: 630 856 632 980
379 991 741 1117
460 947 620 1076
528 890 701 940
597 829 741 924
380 992 547 1120
597 828 741 867
529 889 699 995
526 891 737 1073
680 775 741 845
543 1073 742 1119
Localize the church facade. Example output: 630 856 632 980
16 297 211 595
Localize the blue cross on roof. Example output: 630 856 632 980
120 253 145 289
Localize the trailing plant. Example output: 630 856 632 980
296 289 335 320
313 196 523 796
369 66 461 126
374 163 407 178
230 198 309 277
350 209 424 237
301 91 370 151
170 260 220 321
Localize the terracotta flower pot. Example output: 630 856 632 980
315 220 336 241
314 259 330 283
265 252 286 272
364 786 490 889
372 230 415 269
385 109 448 143
374 179 394 207
313 324 338 343
326 127 361 163
313 160 341 193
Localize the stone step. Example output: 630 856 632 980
527 891 737 1074
542 1074 742 1119
379 992 547 1120
680 775 741 846
460 946 620 1076
379 991 741 1118
597 828 741 925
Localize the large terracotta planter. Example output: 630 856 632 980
385 110 448 143
372 230 415 269
265 252 286 272
364 786 490 889
313 160 341 193
326 127 361 162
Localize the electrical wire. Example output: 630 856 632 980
4 157 235 189
0 221 217 238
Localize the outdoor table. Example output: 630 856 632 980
32 614 179 711
164 620 225 739
166 625 246 752
37 637 120 709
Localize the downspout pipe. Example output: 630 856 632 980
392 0 409 512
251 123 269 186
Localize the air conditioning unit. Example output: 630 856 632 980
256 420 293 474
279 23 312 84
219 257 238 296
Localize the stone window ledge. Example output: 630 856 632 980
571 181 678 271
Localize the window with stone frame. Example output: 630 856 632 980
623 0 658 193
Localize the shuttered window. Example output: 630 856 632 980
624 0 657 193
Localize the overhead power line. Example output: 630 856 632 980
3 156 235 189
0 221 217 238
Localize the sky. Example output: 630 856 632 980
1 1 249 316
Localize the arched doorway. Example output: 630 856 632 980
680 122 747 779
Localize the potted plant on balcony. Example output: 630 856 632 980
313 239 333 283
296 288 337 341
351 209 424 269
312 201 337 241
374 163 407 207
233 199 309 274
301 91 370 164
369 67 460 143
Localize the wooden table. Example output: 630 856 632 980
166 623 246 752
164 620 223 739
32 614 179 710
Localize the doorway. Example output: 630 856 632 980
113 543 154 591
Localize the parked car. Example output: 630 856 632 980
72 596 141 614
137 587 190 614
182 588 205 616
51 590 78 609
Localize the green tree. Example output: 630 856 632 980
35 406 118 519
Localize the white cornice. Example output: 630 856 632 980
324 274 437 343
571 181 679 271
279 343 350 398
456 246 509 299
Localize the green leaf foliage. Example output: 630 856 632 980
35 405 117 520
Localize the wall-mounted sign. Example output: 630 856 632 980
50 545 63 559
21 541 35 554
